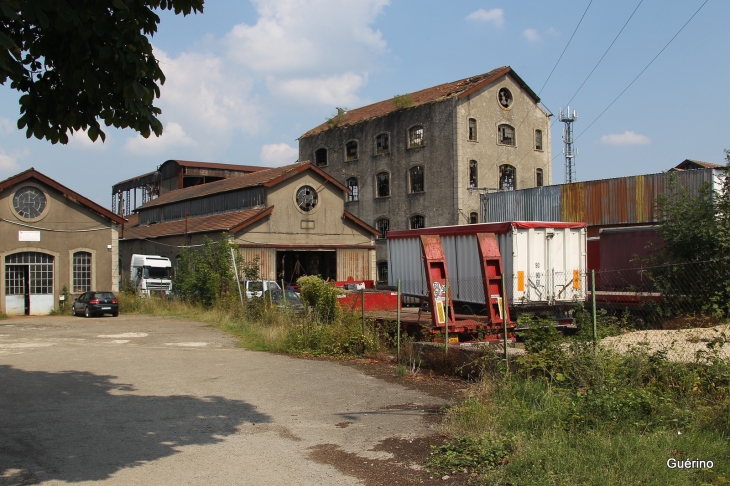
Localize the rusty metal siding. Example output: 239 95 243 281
238 247 276 280
336 248 371 281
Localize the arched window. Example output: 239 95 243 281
345 140 358 161
377 262 388 283
72 251 92 293
408 125 424 148
376 218 390 239
536 168 544 187
498 124 515 146
469 212 478 224
314 148 327 166
469 160 478 188
346 177 359 201
375 133 389 154
410 215 425 229
409 166 424 193
499 164 516 191
468 118 477 141
534 129 543 151
376 172 390 198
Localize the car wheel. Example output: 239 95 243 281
84 306 91 318
112 311 119 317
71 306 77 317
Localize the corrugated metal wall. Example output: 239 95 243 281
138 187 265 225
482 168 724 225
238 247 276 280
336 248 371 281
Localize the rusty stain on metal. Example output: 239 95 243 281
336 248 371 281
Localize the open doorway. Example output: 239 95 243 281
277 250 336 286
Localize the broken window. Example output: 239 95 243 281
314 148 327 166
410 215 425 230
498 125 515 146
375 133 389 154
469 160 478 188
536 168 544 187
376 172 390 197
377 262 388 282
346 177 359 201
499 164 516 191
535 129 543 151
376 218 390 239
408 125 424 148
409 166 424 193
468 118 477 141
469 212 478 224
345 141 358 161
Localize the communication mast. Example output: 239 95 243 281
559 106 577 183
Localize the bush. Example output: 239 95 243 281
175 235 237 307
296 275 342 323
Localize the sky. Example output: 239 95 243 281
1 0 728 208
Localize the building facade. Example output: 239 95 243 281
0 169 125 315
298 66 551 278
119 162 379 285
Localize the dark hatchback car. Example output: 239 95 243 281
72 292 119 317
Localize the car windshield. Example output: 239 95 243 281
248 282 263 292
285 290 300 301
144 266 170 279
94 292 115 300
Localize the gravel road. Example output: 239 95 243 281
0 315 458 485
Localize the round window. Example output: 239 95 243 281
296 185 318 212
13 186 47 219
498 87 513 108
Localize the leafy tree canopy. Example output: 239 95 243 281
0 0 203 144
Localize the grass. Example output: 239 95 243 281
432 330 730 485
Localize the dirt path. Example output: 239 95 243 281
0 315 466 485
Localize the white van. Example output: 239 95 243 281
243 280 281 299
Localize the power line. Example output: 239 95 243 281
575 0 710 142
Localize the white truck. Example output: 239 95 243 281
130 254 173 296
243 280 282 299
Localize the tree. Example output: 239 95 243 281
175 235 236 307
0 0 203 144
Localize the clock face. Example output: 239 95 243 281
13 186 47 219
296 185 318 212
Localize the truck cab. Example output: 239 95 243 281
243 280 281 299
130 254 173 296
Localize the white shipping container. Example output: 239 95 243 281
387 222 587 307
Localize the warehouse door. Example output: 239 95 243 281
4 252 54 315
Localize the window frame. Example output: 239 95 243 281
536 168 544 187
468 118 478 141
346 177 359 202
408 165 425 194
314 147 328 167
375 217 390 239
375 171 390 198
469 160 478 188
409 214 425 230
69 248 95 294
469 212 478 224
499 164 516 191
345 140 359 161
375 132 390 155
407 124 424 149
376 261 388 283
534 129 543 151
497 124 515 147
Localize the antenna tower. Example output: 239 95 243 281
559 106 578 183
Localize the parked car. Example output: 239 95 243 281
72 292 119 317
266 288 304 313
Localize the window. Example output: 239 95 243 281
314 148 327 166
377 262 388 283
534 129 543 151
468 118 477 141
345 141 358 161
409 166 424 193
376 172 390 197
73 251 92 293
410 215 425 229
498 87 513 108
13 186 47 219
375 133 389 154
536 168 544 187
469 212 478 224
296 185 318 211
498 124 515 146
469 160 478 188
346 177 359 201
408 125 424 148
376 218 390 239
499 164 516 191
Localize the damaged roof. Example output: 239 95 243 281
300 66 538 138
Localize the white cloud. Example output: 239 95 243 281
0 117 14 135
268 72 366 106
465 8 504 27
260 143 299 167
600 131 651 146
124 122 196 155
0 150 19 171
68 128 108 150
523 28 541 42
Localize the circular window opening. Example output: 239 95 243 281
13 186 47 219
296 185 318 212
498 87 513 108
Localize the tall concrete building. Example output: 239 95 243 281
298 66 552 280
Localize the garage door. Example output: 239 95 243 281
4 252 54 315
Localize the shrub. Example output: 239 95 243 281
175 235 237 307
296 275 342 323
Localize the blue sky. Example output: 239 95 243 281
1 0 727 207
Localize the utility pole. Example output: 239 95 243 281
560 106 578 183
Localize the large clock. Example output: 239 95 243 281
296 185 318 212
13 186 47 219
